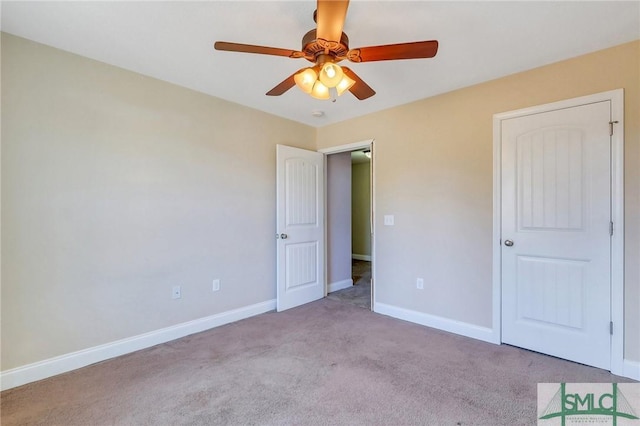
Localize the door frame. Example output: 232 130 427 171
319 139 376 310
492 89 624 375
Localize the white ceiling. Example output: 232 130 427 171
2 1 639 127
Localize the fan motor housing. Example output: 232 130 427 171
301 29 350 63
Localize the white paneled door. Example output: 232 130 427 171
501 101 612 369
276 145 325 312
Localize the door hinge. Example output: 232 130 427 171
609 120 619 136
610 221 614 236
610 321 614 335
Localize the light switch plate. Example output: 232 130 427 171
384 215 395 226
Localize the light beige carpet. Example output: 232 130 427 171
1 298 634 425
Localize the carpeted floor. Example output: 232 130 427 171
326 259 371 309
1 298 634 425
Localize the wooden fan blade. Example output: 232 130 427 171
342 67 375 100
316 0 350 42
214 41 305 59
266 72 297 96
347 40 438 63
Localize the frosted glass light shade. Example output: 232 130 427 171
335 74 356 96
310 81 330 100
318 62 344 88
294 68 318 94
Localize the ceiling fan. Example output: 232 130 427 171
214 0 438 101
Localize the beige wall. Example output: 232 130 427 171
352 161 371 257
317 41 640 362
1 34 315 370
2 33 639 374
327 152 352 287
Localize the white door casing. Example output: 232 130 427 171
369 142 375 310
501 101 612 369
276 145 325 312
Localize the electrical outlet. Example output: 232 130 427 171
172 285 181 299
416 278 424 290
212 279 220 292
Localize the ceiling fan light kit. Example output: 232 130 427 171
294 57 355 99
214 0 438 101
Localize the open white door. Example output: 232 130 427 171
276 145 325 312
501 101 612 369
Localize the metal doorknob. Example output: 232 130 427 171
504 239 514 247
280 233 288 239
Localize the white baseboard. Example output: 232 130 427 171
4 298 635 391
352 254 371 261
374 303 639 381
622 359 640 381
0 299 276 391
328 279 353 293
374 302 497 344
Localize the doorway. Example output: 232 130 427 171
320 140 375 311
326 149 372 309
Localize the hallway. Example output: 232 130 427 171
326 260 371 309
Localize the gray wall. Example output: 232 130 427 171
326 152 352 288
